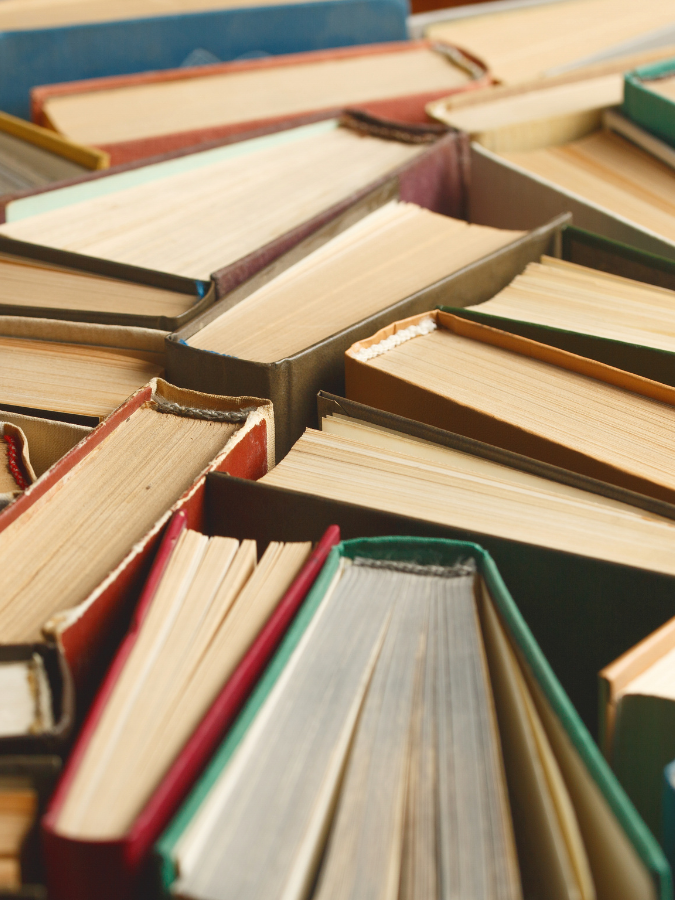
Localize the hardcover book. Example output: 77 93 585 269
30 41 489 166
0 0 409 120
0 380 273 747
156 530 672 900
41 513 338 900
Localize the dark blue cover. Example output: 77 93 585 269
1 0 409 119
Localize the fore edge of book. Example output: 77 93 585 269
154 544 344 894
347 307 675 414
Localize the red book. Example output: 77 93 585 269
0 381 273 733
42 516 340 900
30 40 491 166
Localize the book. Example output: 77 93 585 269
0 756 60 897
603 110 675 173
42 515 338 900
168 211 565 460
444 252 675 386
623 58 675 149
599 616 675 843
497 129 675 247
0 380 273 731
0 238 217 331
0 121 449 294
0 111 107 199
0 410 90 483
158 535 671 900
0 327 164 423
0 0 408 120
0 422 34 509
30 41 486 166
423 0 675 85
345 309 675 504
428 73 623 152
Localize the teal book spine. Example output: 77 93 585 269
623 59 675 149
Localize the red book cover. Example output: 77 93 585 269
42 517 340 900
30 40 491 166
0 381 273 707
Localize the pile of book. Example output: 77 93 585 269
4 0 675 898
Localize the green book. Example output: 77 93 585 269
155 536 671 900
623 60 675 151
440 225 675 388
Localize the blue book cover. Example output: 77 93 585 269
0 0 409 119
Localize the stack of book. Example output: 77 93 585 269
4 1 675 898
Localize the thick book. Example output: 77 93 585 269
428 71 624 153
599 613 675 843
440 225 675 387
623 58 675 149
0 120 464 297
0 235 216 331
156 531 672 900
167 213 565 461
0 110 107 199
0 755 61 899
0 0 408 120
0 380 273 745
30 41 489 166
420 0 675 85
0 316 166 424
345 308 675 504
41 513 339 900
467 141 675 263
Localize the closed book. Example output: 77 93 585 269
623 59 675 149
439 225 675 388
345 309 675 504
167 212 565 461
41 513 339 900
0 380 273 743
0 0 408 120
0 120 460 298
0 755 61 899
31 41 489 166
468 142 675 262
156 532 671 900
418 0 675 85
0 235 216 331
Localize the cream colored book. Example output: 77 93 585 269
425 0 675 85
0 380 271 643
345 310 675 504
55 530 311 840
0 252 198 319
0 781 37 889
427 74 623 153
187 202 524 361
0 125 425 281
173 558 522 900
261 415 675 577
41 47 471 147
644 74 675 102
499 130 675 244
0 0 323 31
0 334 163 420
469 255 675 352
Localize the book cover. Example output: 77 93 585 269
623 59 675 150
